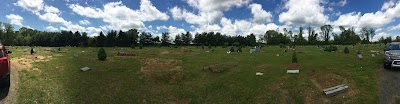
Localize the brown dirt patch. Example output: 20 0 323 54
141 58 182 72
309 72 359 103
255 64 268 73
310 73 344 89
15 55 53 71
284 63 300 70
167 98 192 104
203 62 239 73
160 51 170 55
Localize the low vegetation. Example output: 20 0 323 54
12 44 382 103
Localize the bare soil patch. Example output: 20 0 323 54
203 62 239 73
139 58 185 82
309 72 358 102
15 55 53 71
284 63 300 70
140 58 182 72
255 64 268 73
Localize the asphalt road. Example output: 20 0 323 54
380 67 400 104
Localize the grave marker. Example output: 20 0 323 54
81 67 91 72
323 84 348 96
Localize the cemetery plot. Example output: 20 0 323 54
139 58 185 82
203 62 239 73
140 58 182 71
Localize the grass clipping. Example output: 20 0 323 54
139 58 185 83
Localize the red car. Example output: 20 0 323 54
0 44 11 87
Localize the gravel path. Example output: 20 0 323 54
380 68 400 104
0 59 21 104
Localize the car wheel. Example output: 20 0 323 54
384 63 391 69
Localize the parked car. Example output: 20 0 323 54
384 42 400 69
0 44 11 87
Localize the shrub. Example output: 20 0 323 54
292 52 298 63
279 43 284 48
130 44 135 49
237 47 242 52
208 44 212 49
324 45 338 52
344 47 349 54
98 47 107 61
229 47 235 52
30 48 34 55
223 42 229 48
139 44 143 49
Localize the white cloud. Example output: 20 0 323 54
249 3 273 24
333 12 361 27
86 27 102 36
382 0 395 10
45 26 58 31
79 20 91 25
279 0 329 26
14 0 44 14
69 0 169 31
44 5 60 13
388 24 400 31
372 32 391 42
167 26 186 37
187 0 250 12
38 13 68 24
68 4 104 18
332 0 400 29
6 14 24 26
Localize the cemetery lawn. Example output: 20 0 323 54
13 45 382 103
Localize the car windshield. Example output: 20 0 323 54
389 44 400 50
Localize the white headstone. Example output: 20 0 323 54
357 54 363 60
371 54 375 57
276 54 280 56
81 67 91 72
287 70 299 73
256 72 263 76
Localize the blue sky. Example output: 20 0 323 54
1 0 400 41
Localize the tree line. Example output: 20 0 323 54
0 21 399 47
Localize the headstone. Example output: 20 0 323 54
357 54 363 60
276 54 280 56
284 49 287 52
81 67 91 72
323 84 348 96
256 72 263 76
287 70 299 73
250 47 261 53
227 51 231 54
74 54 78 58
371 54 375 57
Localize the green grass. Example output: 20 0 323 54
10 44 383 103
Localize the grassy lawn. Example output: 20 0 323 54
11 44 383 103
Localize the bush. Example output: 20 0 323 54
237 47 242 52
324 45 338 52
98 47 107 61
344 47 349 54
292 52 298 63
229 47 235 52
139 44 143 49
223 42 229 48
130 44 135 49
279 43 284 48
208 44 212 49
30 48 34 55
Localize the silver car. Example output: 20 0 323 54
384 42 400 69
